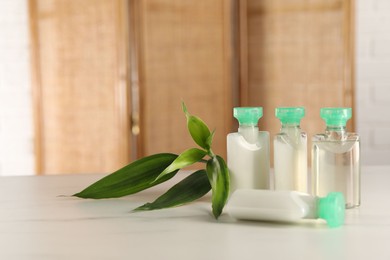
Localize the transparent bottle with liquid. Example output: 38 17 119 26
227 107 270 192
312 108 360 208
274 107 307 192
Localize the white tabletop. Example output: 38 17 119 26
0 166 389 260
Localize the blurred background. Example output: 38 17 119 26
0 0 388 176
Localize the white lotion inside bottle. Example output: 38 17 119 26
274 107 307 192
227 107 270 192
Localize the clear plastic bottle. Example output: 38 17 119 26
312 108 360 208
226 189 345 228
227 107 270 192
274 107 307 192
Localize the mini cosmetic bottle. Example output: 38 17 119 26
227 107 270 192
226 189 345 228
274 107 307 192
312 108 360 208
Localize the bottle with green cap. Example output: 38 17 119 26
227 107 270 192
312 107 360 208
274 107 307 193
226 189 345 228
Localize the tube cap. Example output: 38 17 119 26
320 108 352 127
234 107 263 126
275 107 305 124
317 192 345 228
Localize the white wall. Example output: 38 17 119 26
0 0 388 176
356 0 390 165
0 0 35 175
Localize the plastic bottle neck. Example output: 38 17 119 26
299 194 318 219
301 193 345 227
325 125 347 140
326 125 346 132
280 123 300 132
238 125 259 144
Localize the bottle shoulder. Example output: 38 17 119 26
312 132 360 153
275 129 307 146
313 132 359 142
259 131 269 137
227 131 269 149
276 131 307 138
228 131 269 138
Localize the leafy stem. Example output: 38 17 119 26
179 103 230 218
74 102 230 220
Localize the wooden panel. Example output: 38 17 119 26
132 0 236 159
240 0 354 165
29 0 131 174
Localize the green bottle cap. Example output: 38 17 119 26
233 107 263 126
317 192 345 228
275 107 305 124
320 108 352 127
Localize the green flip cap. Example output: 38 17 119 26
234 107 263 126
275 107 305 124
317 192 345 228
320 108 352 127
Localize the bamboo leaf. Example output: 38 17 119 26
74 153 178 199
134 170 211 211
182 102 211 150
205 129 215 150
206 155 230 219
154 148 207 181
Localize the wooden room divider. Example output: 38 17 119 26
29 0 354 174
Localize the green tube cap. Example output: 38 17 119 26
275 107 305 124
234 107 263 126
317 192 345 228
320 108 352 127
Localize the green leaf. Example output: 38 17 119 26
182 102 211 150
74 153 178 199
206 155 230 219
133 170 211 211
205 129 215 153
155 148 207 181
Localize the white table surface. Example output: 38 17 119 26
0 166 389 260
